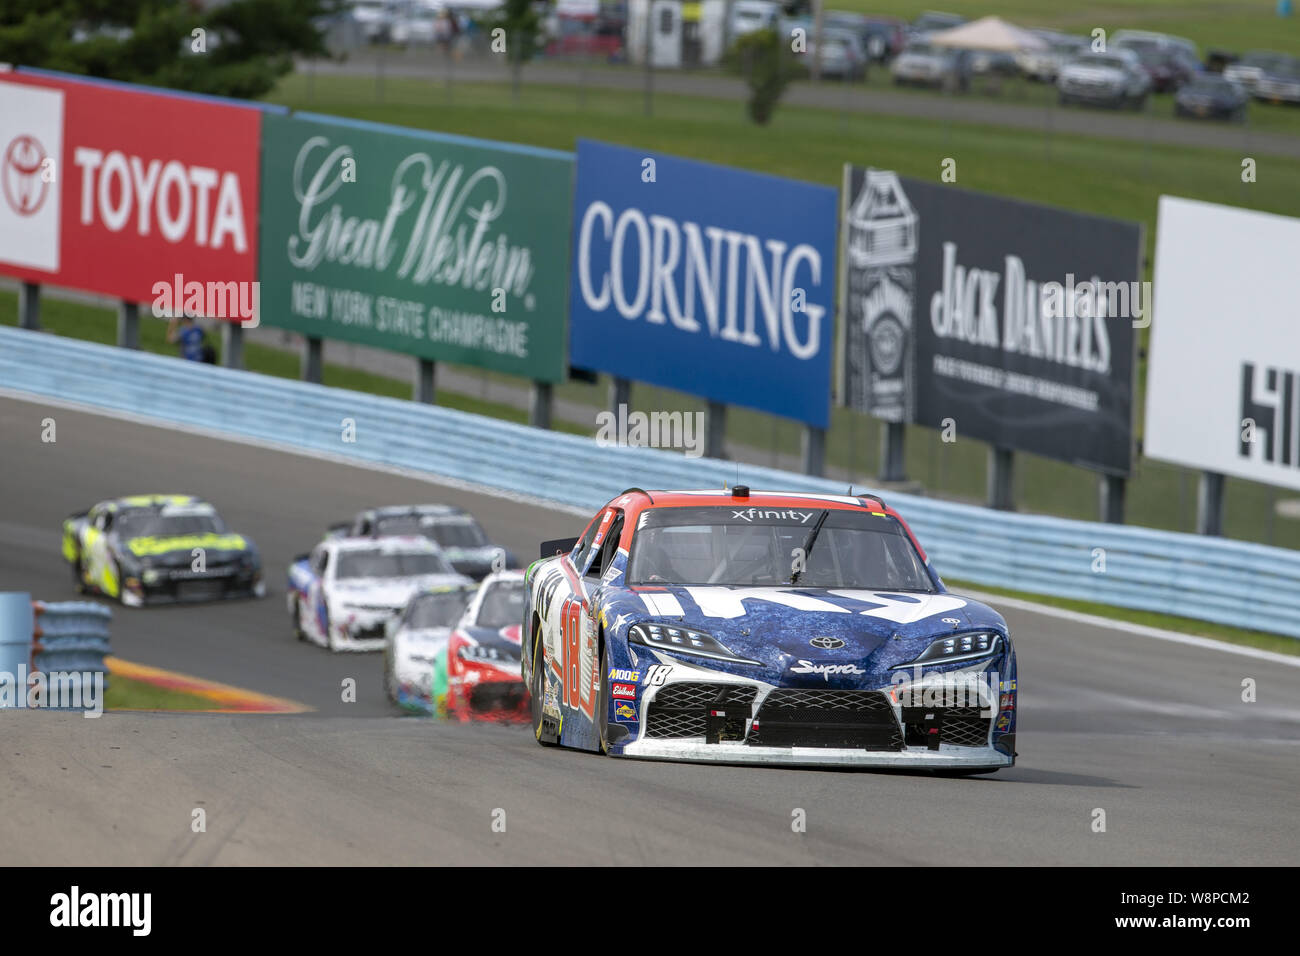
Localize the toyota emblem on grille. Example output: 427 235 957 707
810 636 844 649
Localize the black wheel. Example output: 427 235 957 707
529 628 557 747
71 554 87 594
292 596 307 642
597 640 612 755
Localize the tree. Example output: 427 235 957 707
0 0 343 100
724 29 799 126
483 0 541 105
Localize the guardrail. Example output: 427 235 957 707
4 325 1300 640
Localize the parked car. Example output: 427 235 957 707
861 16 907 62
731 0 780 41
1224 50 1291 93
1174 74 1249 121
891 40 969 91
1017 30 1086 82
390 5 440 44
1057 49 1151 109
1112 29 1199 64
1131 45 1198 92
1255 58 1300 105
969 49 1020 78
804 26 868 80
349 0 397 43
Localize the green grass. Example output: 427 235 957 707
947 577 1300 656
104 673 219 711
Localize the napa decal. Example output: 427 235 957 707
126 533 247 557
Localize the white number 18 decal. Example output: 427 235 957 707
645 665 672 686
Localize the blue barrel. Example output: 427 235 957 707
0 593 34 690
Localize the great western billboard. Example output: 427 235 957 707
0 70 261 306
569 139 838 428
259 113 572 381
840 167 1141 476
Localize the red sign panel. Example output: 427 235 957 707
0 71 261 308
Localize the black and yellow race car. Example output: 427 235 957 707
62 494 264 607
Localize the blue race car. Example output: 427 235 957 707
522 487 1017 773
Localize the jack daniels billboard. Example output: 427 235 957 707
838 167 1141 476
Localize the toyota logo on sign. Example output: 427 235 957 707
810 636 844 649
2 134 51 217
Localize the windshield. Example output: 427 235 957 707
627 506 934 591
405 589 473 629
118 511 225 538
1076 54 1125 69
375 514 490 548
475 580 526 629
335 549 452 579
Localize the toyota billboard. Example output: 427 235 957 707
0 70 262 309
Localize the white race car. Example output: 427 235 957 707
382 581 479 712
287 536 472 651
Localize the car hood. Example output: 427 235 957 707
603 585 1006 686
459 624 524 667
330 574 468 608
1061 65 1124 82
124 532 251 562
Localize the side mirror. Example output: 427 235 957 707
540 537 579 560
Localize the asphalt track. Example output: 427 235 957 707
2 395 1298 865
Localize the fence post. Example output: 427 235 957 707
801 426 825 477
117 301 140 350
530 382 553 429
1197 471 1225 536
302 336 324 384
705 400 727 459
19 281 40 330
609 376 631 416
1100 474 1126 524
880 421 905 482
414 358 436 404
988 446 1015 511
222 322 244 369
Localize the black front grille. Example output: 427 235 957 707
470 681 528 713
175 579 227 602
902 705 992 748
644 683 756 740
749 689 903 750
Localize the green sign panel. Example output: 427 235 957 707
259 113 572 382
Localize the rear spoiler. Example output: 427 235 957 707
540 536 579 560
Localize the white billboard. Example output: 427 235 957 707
1145 196 1300 491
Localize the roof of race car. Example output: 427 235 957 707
326 535 443 553
603 488 925 561
98 494 205 512
612 489 889 513
364 504 468 519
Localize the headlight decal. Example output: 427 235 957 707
628 623 760 665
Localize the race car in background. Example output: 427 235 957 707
330 505 517 580
62 494 264 606
522 488 1017 772
288 536 472 651
383 581 478 713
443 570 529 722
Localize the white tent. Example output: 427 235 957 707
926 16 1048 52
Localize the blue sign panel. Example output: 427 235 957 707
569 140 837 428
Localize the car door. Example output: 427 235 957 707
84 507 116 595
307 545 331 642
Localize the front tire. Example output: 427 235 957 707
529 629 557 746
597 640 613 755
71 554 87 594
292 596 307 642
